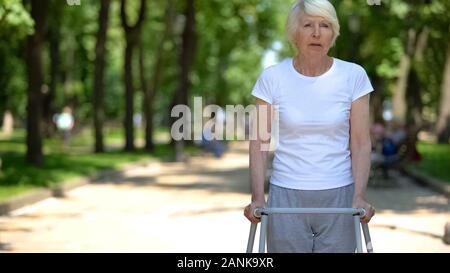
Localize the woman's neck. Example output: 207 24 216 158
294 54 333 77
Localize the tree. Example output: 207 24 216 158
120 0 147 151
172 0 197 161
43 0 64 138
436 42 450 143
392 28 429 125
25 0 49 166
0 0 33 123
93 0 112 153
139 0 175 152
433 1 450 143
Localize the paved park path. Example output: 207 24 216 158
0 142 449 252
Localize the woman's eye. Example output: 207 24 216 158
304 24 311 27
320 23 329 28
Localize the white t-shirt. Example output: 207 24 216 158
251 57 374 190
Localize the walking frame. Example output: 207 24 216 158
246 207 373 253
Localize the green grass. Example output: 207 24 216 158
0 127 199 202
413 142 450 183
0 185 38 201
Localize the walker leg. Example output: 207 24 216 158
246 223 257 253
362 223 373 253
258 214 268 253
354 215 363 253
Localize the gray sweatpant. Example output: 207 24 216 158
267 183 356 253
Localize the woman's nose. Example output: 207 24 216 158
312 25 320 38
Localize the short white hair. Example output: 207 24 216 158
286 0 340 48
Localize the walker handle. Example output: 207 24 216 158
253 208 262 218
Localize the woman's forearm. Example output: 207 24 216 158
249 140 269 202
351 141 372 200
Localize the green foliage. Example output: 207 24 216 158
415 142 450 183
331 0 450 121
0 0 33 117
192 0 282 106
0 0 34 38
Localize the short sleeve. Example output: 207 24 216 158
352 65 374 102
251 69 275 104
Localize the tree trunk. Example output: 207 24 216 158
43 21 59 137
406 68 423 128
392 28 429 163
392 29 416 123
393 27 428 124
139 42 154 152
173 0 197 161
370 75 384 124
123 41 135 150
402 68 422 162
143 95 154 151
93 0 111 153
436 42 450 143
399 28 428 162
215 46 229 106
140 0 174 151
25 0 49 166
120 0 147 151
42 0 64 138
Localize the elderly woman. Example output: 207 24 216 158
244 0 376 253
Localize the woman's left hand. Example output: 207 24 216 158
352 197 375 224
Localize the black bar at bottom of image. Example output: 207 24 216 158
0 253 446 271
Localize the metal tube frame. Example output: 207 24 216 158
246 207 373 253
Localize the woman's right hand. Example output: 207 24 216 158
244 200 266 224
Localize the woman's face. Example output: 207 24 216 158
295 12 334 57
